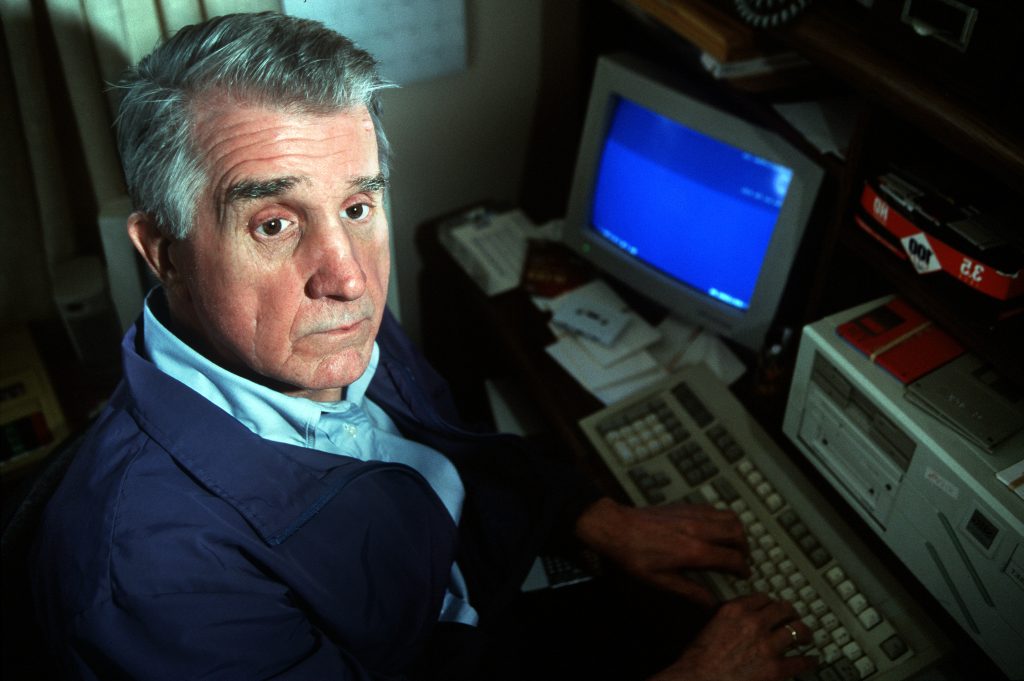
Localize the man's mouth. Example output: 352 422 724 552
323 320 363 334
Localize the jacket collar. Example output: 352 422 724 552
118 318 377 545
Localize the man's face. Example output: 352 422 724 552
166 102 390 401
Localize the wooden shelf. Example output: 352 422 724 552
616 0 1024 390
841 226 1024 387
623 0 765 62
774 7 1024 194
626 1 1024 192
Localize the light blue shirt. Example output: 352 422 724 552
142 294 478 626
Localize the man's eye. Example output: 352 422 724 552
344 203 371 221
255 217 295 237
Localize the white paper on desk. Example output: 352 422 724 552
647 316 747 386
996 459 1024 500
547 280 661 366
594 367 669 406
547 330 667 404
546 335 660 392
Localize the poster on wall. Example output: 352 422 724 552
282 0 468 85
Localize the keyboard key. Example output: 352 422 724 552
808 546 832 568
813 627 831 648
614 442 634 464
857 606 881 630
789 521 810 540
825 566 846 586
822 643 843 664
831 656 860 681
713 478 740 503
777 508 798 527
818 666 842 681
841 641 863 661
832 626 851 647
685 469 705 486
720 441 744 463
854 655 877 678
847 593 868 615
881 634 909 660
670 452 695 471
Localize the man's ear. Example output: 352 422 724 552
127 212 181 287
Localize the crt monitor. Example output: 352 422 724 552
562 54 824 354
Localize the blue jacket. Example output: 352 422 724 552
32 309 599 680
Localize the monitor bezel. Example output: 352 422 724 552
562 54 824 353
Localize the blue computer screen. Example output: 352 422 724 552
590 97 794 310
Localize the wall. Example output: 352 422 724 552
1 0 568 348
0 23 55 325
381 0 544 344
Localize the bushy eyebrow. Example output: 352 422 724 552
226 176 301 204
353 172 388 194
225 173 386 204
217 172 388 224
219 176 301 223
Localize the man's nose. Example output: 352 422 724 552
304 226 367 301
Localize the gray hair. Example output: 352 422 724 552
115 11 394 239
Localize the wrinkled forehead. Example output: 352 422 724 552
189 101 378 200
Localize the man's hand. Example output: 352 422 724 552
649 593 818 681
575 497 749 607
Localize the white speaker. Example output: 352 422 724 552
52 255 121 366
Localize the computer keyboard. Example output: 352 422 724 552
579 363 947 681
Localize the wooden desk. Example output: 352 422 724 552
415 204 792 496
415 205 1009 680
415 207 621 490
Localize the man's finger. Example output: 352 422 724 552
652 573 718 609
679 516 748 551
674 542 750 577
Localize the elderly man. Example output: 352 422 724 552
31 12 815 681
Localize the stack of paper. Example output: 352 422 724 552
541 280 745 405
997 460 1024 500
544 280 666 405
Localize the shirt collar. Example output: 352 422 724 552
142 289 379 446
